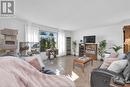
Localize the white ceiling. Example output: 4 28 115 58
16 0 130 30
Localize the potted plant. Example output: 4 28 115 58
112 45 122 53
72 41 77 56
98 40 107 61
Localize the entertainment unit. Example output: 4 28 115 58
79 35 97 59
79 43 97 60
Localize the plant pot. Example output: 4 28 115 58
100 59 104 61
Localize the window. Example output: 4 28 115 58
40 31 58 52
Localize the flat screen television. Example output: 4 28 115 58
83 35 96 43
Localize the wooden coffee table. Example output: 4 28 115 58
73 57 93 72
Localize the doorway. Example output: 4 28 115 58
66 37 71 55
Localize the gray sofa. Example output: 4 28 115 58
91 52 130 87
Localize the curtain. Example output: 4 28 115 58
26 24 39 42
58 30 66 56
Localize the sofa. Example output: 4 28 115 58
91 52 130 87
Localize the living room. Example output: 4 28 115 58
0 0 130 87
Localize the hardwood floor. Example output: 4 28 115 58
44 56 102 87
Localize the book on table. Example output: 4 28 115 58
78 57 90 61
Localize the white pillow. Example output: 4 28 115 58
107 60 128 73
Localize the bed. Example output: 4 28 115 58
0 56 75 87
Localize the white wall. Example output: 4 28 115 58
64 30 72 37
72 20 130 55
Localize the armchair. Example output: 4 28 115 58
46 48 58 60
91 52 130 87
91 68 123 87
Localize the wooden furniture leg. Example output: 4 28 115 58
73 61 75 69
91 60 93 66
81 63 85 72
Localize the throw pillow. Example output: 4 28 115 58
100 58 119 69
107 60 128 73
34 54 45 67
24 57 42 70
108 52 118 58
27 58 42 70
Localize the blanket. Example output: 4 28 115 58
0 57 75 87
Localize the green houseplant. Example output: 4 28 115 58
112 45 122 53
98 40 107 60
72 41 77 56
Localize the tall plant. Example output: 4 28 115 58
72 41 77 56
98 40 107 59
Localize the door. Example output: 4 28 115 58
66 37 71 55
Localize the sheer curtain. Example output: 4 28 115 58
58 30 66 56
25 24 39 42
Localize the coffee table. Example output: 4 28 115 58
73 57 93 72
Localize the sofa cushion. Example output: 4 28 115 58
107 60 128 73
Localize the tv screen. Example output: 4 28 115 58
83 36 96 43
